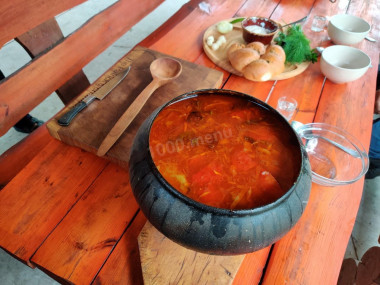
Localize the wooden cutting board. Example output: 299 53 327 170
138 222 246 285
47 46 223 167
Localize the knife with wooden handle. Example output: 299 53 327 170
57 66 131 126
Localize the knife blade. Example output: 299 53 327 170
57 66 131 126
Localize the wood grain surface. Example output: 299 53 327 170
31 163 139 284
47 46 223 168
0 124 51 187
94 211 147 285
138 222 245 285
0 139 108 263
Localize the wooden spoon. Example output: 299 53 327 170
97 57 182 156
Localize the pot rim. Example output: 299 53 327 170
146 89 308 216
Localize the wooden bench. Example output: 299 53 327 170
0 0 165 186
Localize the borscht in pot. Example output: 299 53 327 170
129 89 311 255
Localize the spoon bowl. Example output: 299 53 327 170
151 57 182 82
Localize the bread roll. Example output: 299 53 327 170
229 48 260 72
261 53 285 75
246 42 266 55
243 59 272 81
227 42 286 81
227 43 245 57
265 45 286 62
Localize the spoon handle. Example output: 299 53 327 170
365 35 376 42
97 79 160 156
291 121 361 158
281 16 308 27
305 135 361 158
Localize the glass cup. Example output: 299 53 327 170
311 15 327 32
276 96 298 121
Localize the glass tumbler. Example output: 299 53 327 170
311 15 327 32
276 96 298 121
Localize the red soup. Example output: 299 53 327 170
149 94 301 210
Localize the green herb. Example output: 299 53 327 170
274 24 318 64
230 18 245 24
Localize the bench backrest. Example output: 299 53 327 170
0 0 163 136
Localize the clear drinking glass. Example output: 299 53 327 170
276 96 298 121
311 15 327 32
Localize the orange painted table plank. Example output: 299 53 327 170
146 0 248 61
0 125 52 187
223 74 274 102
140 0 203 48
237 0 280 17
269 0 314 23
94 211 147 285
194 53 230 84
233 247 271 285
265 62 324 112
262 0 380 283
0 139 108 263
263 182 365 284
31 163 139 284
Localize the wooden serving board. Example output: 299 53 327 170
47 46 223 167
138 222 245 285
203 18 310 81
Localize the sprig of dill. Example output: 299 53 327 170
274 25 318 64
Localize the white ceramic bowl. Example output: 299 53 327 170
327 14 370 45
320 45 371 84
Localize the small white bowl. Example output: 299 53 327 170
327 14 370 45
320 45 371 84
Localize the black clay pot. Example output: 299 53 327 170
129 89 312 255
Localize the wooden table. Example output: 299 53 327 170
0 0 378 284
